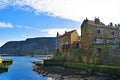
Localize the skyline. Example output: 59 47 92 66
0 0 120 46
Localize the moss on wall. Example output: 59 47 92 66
91 44 120 65
67 48 82 62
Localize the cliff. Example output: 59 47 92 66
0 37 56 55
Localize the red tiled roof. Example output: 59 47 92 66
60 30 76 37
88 20 105 25
58 35 62 37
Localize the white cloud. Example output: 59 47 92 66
0 0 9 9
41 28 81 37
0 22 13 28
0 0 120 24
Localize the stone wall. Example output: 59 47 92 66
67 48 82 62
81 19 119 65
91 44 120 65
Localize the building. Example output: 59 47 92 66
57 30 80 53
0 56 2 63
81 18 120 64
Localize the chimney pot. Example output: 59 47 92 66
95 17 100 24
110 22 113 26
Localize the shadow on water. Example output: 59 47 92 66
0 67 8 74
0 59 13 74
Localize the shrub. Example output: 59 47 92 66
44 60 64 66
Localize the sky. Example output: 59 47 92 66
0 0 120 47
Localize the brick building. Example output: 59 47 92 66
56 30 80 53
81 18 120 64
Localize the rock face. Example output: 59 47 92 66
0 37 56 55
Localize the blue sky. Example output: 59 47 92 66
0 0 120 46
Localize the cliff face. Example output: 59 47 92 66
0 37 56 55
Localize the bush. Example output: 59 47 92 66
43 60 120 75
94 65 120 75
64 62 120 75
44 60 64 66
64 62 87 70
54 51 67 61
67 48 82 62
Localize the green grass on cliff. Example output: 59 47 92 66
42 60 120 75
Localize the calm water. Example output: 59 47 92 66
0 56 53 80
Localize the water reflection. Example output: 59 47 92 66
0 56 53 80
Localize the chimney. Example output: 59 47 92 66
86 17 88 21
110 22 113 26
115 24 117 27
84 17 88 24
95 17 100 24
118 24 120 27
57 32 59 37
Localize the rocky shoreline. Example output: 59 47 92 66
33 64 120 80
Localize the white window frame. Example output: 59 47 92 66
97 28 103 35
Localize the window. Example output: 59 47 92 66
97 28 103 35
94 38 101 43
103 39 107 44
65 41 69 44
113 38 119 43
111 32 115 36
94 38 97 43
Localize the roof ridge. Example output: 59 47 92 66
60 30 76 37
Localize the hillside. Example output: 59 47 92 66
0 37 56 55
